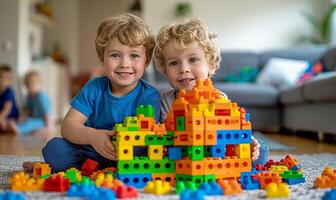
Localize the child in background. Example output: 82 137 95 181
0 65 19 132
154 19 268 164
23 13 160 172
8 71 51 136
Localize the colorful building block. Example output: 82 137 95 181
81 159 99 176
32 162 51 179
265 182 290 198
144 180 172 195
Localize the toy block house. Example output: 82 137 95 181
113 105 175 188
166 79 253 185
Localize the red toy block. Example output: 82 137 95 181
252 172 282 189
81 159 99 176
43 174 70 192
114 185 139 198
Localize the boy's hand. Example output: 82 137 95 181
89 130 116 160
251 136 260 161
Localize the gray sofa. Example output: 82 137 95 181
147 46 336 136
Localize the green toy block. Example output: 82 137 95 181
124 116 139 131
280 170 303 179
187 146 204 160
204 174 216 183
181 146 188 157
81 176 94 185
175 180 197 194
114 124 128 132
166 131 174 137
145 134 174 145
136 105 154 117
117 157 175 174
65 169 79 183
176 174 204 187
204 146 211 157
176 116 185 131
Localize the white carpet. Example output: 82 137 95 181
0 153 335 199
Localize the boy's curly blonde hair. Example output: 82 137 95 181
154 19 220 75
95 13 155 64
24 70 40 86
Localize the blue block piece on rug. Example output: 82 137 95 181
115 173 151 188
0 192 26 200
283 177 305 185
198 182 223 195
323 189 336 200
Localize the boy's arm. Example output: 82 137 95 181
0 101 12 120
61 107 116 160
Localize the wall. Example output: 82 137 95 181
79 0 133 70
143 0 330 51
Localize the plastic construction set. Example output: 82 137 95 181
2 79 336 200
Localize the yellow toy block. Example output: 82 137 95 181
144 180 172 195
149 145 163 160
235 144 250 159
269 165 289 174
11 172 44 191
115 143 133 160
117 131 154 146
266 182 291 198
33 162 51 178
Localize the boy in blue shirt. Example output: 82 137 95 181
23 13 160 172
8 70 51 136
0 65 19 132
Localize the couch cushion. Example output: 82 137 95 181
321 47 336 71
259 46 327 67
212 52 259 82
214 82 279 106
279 86 304 104
302 72 336 102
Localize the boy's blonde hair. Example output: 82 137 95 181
24 70 40 86
155 19 220 75
95 13 155 65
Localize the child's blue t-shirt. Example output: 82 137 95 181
26 91 51 119
0 87 19 119
71 76 160 130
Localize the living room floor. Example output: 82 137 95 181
0 131 335 156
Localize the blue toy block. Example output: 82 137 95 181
216 130 252 145
180 189 205 200
239 173 260 190
283 177 305 185
208 145 225 158
291 164 302 171
89 187 116 200
246 113 250 121
0 192 26 200
67 184 97 197
198 182 223 196
323 189 336 200
168 147 182 160
115 173 152 188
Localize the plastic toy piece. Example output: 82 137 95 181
176 116 185 131
207 145 225 158
114 185 139 199
32 162 51 179
115 173 151 188
265 182 290 198
10 172 44 191
239 174 260 190
280 170 303 179
314 167 336 188
136 105 154 118
81 159 99 176
152 173 176 186
269 165 289 174
198 182 223 196
187 146 204 161
89 187 116 200
143 180 172 195
217 179 242 195
180 189 205 200
216 129 252 145
145 134 174 145
283 177 305 185
67 184 97 197
279 155 301 171
43 174 70 192
322 189 336 200
65 168 82 184
252 172 282 189
235 144 250 159
0 191 26 200
148 145 163 160
168 147 182 160
117 157 175 174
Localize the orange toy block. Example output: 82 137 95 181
314 167 336 188
152 173 176 187
11 172 44 191
204 130 217 145
279 155 300 170
217 179 242 195
204 157 251 179
252 172 282 189
185 109 204 132
174 131 204 146
175 159 205 175
152 124 166 135
138 114 154 131
33 162 51 178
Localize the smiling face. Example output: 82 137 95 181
162 40 213 91
102 38 148 96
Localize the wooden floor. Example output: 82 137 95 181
0 131 335 156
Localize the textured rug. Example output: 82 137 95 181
253 132 296 151
0 153 336 199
